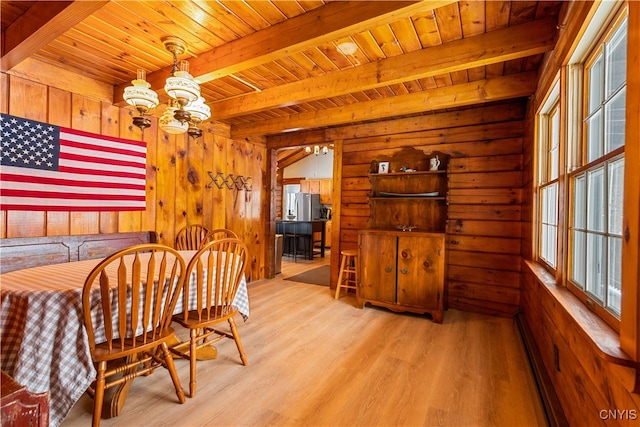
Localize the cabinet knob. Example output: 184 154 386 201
400 268 408 274
385 266 392 273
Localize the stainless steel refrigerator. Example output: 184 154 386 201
295 193 321 221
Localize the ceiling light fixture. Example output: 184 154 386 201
123 36 211 139
304 145 330 156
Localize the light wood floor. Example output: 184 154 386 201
62 251 548 427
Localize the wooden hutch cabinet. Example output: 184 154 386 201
358 229 445 322
357 147 448 323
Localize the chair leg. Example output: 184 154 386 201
92 361 107 427
229 317 248 365
189 328 198 398
160 342 186 404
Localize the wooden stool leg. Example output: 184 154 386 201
334 253 348 299
353 256 358 291
346 256 357 291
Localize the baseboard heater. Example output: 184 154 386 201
515 312 569 427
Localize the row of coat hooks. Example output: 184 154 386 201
206 172 252 191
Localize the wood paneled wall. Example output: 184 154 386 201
332 101 526 317
0 73 267 281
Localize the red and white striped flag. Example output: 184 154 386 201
0 113 147 211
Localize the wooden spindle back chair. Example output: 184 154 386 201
82 244 186 426
175 224 210 250
170 238 248 398
199 228 239 248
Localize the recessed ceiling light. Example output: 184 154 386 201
336 41 358 56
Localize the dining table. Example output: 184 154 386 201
0 250 250 427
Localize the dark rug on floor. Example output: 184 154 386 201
284 265 330 286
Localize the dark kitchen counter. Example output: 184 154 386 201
276 219 326 259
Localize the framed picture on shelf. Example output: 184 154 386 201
378 161 389 174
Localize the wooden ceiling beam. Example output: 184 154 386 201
1 1 108 72
277 149 311 169
113 0 456 105
213 17 557 119
269 129 329 150
231 72 539 138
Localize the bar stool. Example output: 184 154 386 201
335 249 358 299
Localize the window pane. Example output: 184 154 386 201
573 174 586 229
548 183 557 224
587 168 605 232
550 107 560 180
572 230 586 288
605 88 626 153
541 223 549 261
588 54 604 114
607 236 622 315
586 232 605 301
547 225 557 266
606 19 627 96
540 183 558 268
608 158 625 235
586 111 603 162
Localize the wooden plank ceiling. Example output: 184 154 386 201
1 0 562 140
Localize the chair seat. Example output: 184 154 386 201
173 306 238 328
92 328 178 361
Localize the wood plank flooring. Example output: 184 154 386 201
62 252 548 426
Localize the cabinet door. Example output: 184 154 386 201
359 233 396 304
319 179 332 204
396 235 443 309
301 179 321 194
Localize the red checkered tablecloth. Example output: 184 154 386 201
0 251 249 427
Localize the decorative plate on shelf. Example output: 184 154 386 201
396 225 417 231
378 191 439 197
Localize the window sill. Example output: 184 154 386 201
525 260 640 371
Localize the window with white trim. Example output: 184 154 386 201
535 4 627 328
537 83 560 269
568 12 626 319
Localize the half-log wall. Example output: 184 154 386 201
332 101 525 317
0 73 268 281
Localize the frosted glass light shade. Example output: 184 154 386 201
123 70 159 113
185 96 211 123
159 105 188 134
164 60 200 106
